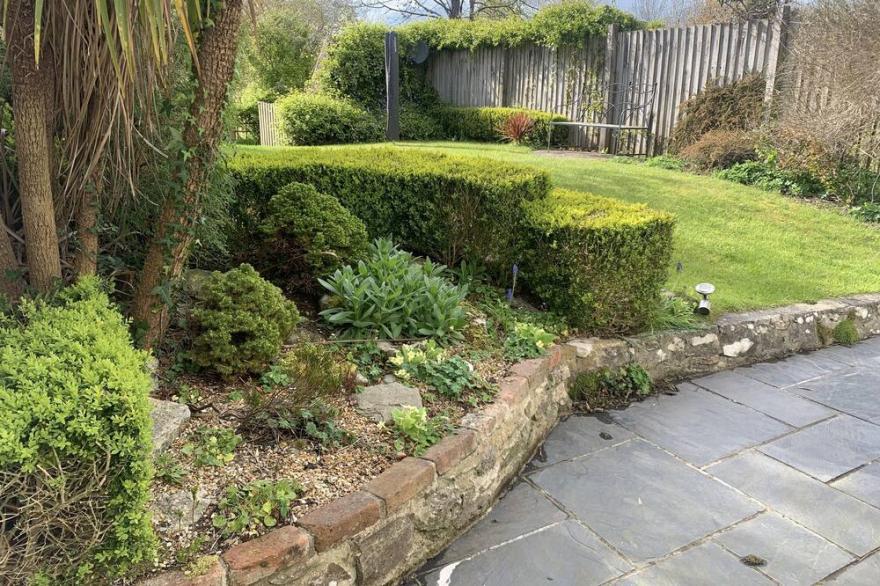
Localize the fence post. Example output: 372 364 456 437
763 2 791 121
385 32 401 141
601 24 619 152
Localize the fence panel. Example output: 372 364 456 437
257 101 278 146
425 19 781 153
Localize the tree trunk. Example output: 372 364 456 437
0 212 22 300
7 0 62 292
73 185 99 277
131 0 244 348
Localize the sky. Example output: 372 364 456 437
363 0 647 23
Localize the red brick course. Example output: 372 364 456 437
297 491 383 551
365 457 435 512
223 526 312 585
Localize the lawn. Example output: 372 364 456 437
387 142 880 315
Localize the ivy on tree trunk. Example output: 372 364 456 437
132 0 244 348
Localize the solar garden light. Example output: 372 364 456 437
694 282 715 315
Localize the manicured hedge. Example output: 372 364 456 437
228 146 551 271
523 188 674 334
0 278 155 582
435 106 569 147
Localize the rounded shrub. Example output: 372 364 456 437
275 92 382 146
670 74 765 152
257 182 369 289
522 188 675 334
0 278 155 583
189 264 300 377
679 129 757 171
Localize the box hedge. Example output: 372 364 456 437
228 145 551 270
523 188 674 333
0 278 155 582
435 106 569 147
229 146 675 335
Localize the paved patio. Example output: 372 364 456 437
409 338 880 585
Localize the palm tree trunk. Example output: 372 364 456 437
132 0 243 347
8 0 62 292
73 183 99 276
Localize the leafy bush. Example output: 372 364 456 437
237 342 352 443
390 407 450 456
503 322 556 361
644 155 685 171
522 188 674 334
670 74 765 152
435 106 568 147
850 202 880 223
212 479 301 537
189 264 300 377
182 427 242 467
391 340 480 399
833 317 859 346
716 159 823 197
569 364 653 408
648 295 703 332
400 106 445 140
314 23 439 111
275 92 382 145
679 130 757 171
256 182 369 290
320 239 468 340
229 145 550 271
0 278 154 582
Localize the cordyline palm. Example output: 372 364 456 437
3 0 248 346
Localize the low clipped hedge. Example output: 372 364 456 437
0 278 155 582
435 106 569 147
523 188 674 334
228 145 551 271
275 92 383 146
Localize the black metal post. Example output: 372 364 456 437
385 32 400 141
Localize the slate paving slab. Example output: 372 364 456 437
611 384 791 466
707 451 880 556
419 520 632 586
528 414 634 469
758 414 880 481
825 552 880 584
831 462 880 509
532 439 762 562
613 543 773 585
713 512 854 585
421 482 566 570
796 369 880 424
692 370 834 427
740 357 832 388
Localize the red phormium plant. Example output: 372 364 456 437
497 112 535 144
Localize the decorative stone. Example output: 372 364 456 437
149 398 190 454
151 488 212 533
223 526 312 586
376 340 396 356
297 491 383 551
355 382 422 424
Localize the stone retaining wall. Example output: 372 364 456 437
142 293 880 586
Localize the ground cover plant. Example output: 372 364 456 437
405 142 880 314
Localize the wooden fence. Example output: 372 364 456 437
426 16 786 154
257 101 278 146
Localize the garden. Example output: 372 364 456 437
1 0 878 584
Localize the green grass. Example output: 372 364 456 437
402 142 880 314
232 141 880 315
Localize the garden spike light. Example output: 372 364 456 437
695 283 715 315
